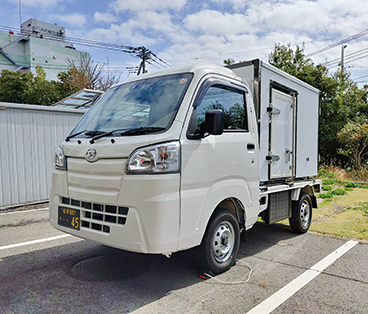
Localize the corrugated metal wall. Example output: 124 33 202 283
0 102 85 207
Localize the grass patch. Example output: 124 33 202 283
344 182 359 188
322 185 332 191
319 192 333 199
349 202 368 216
311 188 368 240
331 188 347 196
275 166 368 241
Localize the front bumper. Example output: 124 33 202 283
49 157 180 254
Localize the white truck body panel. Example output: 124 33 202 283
228 60 319 182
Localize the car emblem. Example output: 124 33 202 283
85 148 97 162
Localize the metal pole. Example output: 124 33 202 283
341 44 347 76
19 0 22 28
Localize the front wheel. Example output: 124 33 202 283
289 193 312 233
199 209 240 274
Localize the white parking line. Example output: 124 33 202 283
247 240 359 314
0 208 49 215
0 234 71 251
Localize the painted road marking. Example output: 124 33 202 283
0 234 71 251
247 240 359 314
0 208 49 215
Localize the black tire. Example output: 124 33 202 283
199 208 240 274
289 192 312 234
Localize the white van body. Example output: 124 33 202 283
50 60 321 273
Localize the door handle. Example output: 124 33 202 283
285 149 292 162
247 143 255 150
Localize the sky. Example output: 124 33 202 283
1 0 368 85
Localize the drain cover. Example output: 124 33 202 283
72 253 150 281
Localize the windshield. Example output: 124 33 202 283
70 73 193 137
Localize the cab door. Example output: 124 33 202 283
178 78 259 250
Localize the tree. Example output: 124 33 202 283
0 70 33 103
338 122 368 170
60 55 121 91
0 66 78 106
224 59 235 66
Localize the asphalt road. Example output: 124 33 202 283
0 207 367 313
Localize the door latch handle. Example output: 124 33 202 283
266 154 280 162
285 149 292 162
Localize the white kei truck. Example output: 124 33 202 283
50 59 321 274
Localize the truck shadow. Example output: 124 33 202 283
0 222 301 313
240 221 301 257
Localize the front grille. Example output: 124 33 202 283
61 197 129 234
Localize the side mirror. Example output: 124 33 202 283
205 110 224 135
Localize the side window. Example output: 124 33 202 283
196 85 248 131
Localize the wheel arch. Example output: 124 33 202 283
216 197 246 229
301 186 318 208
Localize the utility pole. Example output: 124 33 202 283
339 44 347 105
341 44 347 78
19 0 22 28
137 47 151 75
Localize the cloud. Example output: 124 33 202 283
51 13 87 27
183 10 250 36
94 12 117 24
209 0 248 10
87 11 180 46
112 0 187 12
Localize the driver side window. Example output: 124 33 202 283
196 85 248 132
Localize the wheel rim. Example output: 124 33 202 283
212 221 235 263
300 200 310 229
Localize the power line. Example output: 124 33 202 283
0 24 170 74
306 28 368 57
325 47 368 69
0 60 139 73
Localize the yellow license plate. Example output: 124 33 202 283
58 206 80 230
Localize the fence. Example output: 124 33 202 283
0 102 85 207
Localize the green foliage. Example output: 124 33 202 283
224 59 235 66
331 188 347 196
344 182 360 188
322 185 332 191
323 179 338 185
319 192 334 199
318 168 336 179
0 66 78 106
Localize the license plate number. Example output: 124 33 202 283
58 206 80 230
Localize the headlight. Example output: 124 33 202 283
54 146 67 171
127 141 180 174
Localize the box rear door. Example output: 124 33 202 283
269 88 295 179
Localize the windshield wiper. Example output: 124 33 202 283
65 130 103 142
120 127 166 136
89 128 129 144
88 127 166 144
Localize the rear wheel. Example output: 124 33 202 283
289 193 312 233
199 209 240 274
